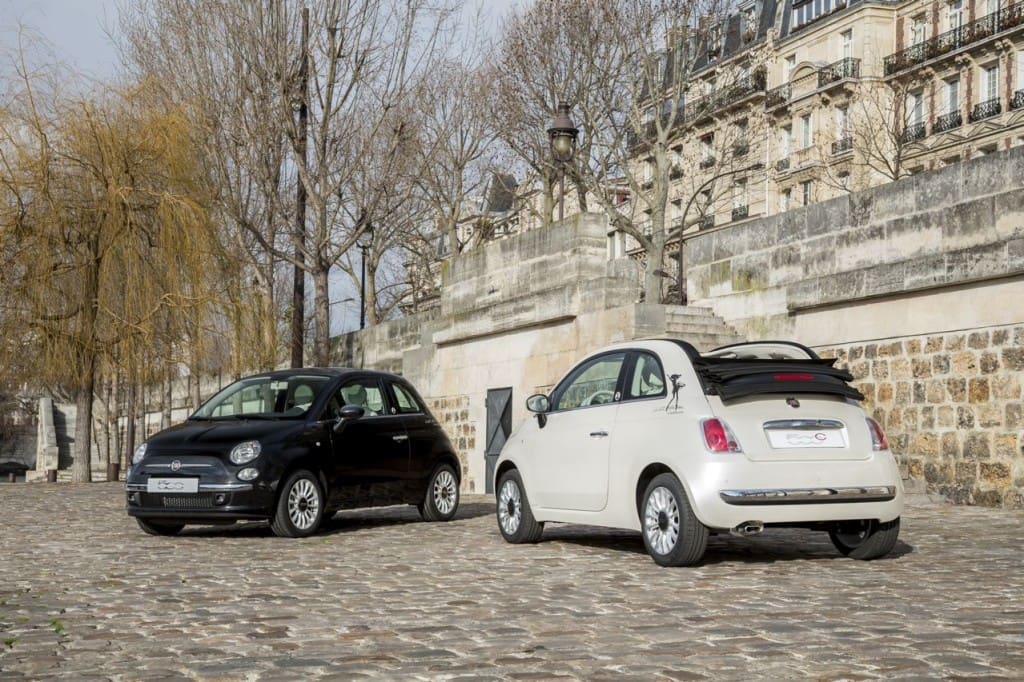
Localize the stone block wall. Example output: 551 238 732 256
426 396 475 492
818 324 1024 509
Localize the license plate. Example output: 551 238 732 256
147 477 200 493
766 429 846 449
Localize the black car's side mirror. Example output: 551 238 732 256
333 405 365 432
526 394 550 428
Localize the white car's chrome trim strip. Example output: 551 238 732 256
719 486 897 505
762 419 845 430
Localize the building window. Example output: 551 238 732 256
800 113 813 148
835 105 849 137
947 0 963 31
784 55 796 82
700 134 715 167
840 30 853 60
982 63 1000 102
733 178 748 209
780 125 792 157
944 78 960 114
800 180 813 206
1018 51 1024 90
838 172 850 190
905 90 924 125
780 188 792 212
911 15 927 45
987 0 1001 16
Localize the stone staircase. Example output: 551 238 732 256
662 305 745 351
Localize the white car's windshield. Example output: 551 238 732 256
191 375 332 420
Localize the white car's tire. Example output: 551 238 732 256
496 469 544 543
641 473 708 567
829 518 900 560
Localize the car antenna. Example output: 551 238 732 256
666 374 684 411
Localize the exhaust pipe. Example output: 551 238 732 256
730 521 764 537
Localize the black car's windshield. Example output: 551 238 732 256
191 375 332 420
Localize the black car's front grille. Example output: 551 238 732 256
161 495 215 509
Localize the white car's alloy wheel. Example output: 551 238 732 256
498 478 522 535
644 485 680 555
287 478 321 530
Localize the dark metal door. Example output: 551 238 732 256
484 388 512 494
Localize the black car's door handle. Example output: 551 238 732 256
392 434 409 442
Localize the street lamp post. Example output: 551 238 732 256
674 162 765 305
547 102 579 224
358 223 373 330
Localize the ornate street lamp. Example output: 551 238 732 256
547 102 579 224
358 223 374 330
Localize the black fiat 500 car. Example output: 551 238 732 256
125 369 460 537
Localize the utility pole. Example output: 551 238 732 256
290 6 309 368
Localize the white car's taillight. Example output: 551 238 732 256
701 418 742 453
866 417 889 451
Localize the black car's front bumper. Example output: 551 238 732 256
125 455 278 521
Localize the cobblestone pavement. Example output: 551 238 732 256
1 483 1022 680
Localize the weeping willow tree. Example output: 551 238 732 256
0 68 229 481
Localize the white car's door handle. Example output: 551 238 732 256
589 430 609 438
392 434 409 442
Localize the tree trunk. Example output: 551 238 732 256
124 380 137 467
366 259 379 326
312 263 331 367
644 208 668 304
162 373 173 429
71 371 94 483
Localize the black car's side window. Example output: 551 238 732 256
625 352 667 400
333 380 387 417
389 382 424 414
551 352 626 411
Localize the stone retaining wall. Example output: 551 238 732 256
818 325 1024 509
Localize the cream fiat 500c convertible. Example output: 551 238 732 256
494 339 902 566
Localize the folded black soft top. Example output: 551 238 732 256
692 357 864 402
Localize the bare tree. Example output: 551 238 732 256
0 54 221 481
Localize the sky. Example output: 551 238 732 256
1 0 526 81
1 0 527 336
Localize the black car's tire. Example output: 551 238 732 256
829 517 900 560
496 469 544 543
641 473 708 567
270 469 325 538
137 518 184 536
419 463 460 522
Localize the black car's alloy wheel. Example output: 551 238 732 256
271 469 325 538
136 519 184 536
419 463 460 522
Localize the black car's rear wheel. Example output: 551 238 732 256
271 469 325 538
641 473 708 567
136 518 184 536
419 463 460 522
829 518 900 560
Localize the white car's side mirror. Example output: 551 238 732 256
526 394 550 413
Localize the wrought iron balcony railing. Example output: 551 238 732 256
700 214 715 229
969 98 1001 122
699 156 716 169
899 122 926 145
831 136 853 155
731 205 749 221
732 142 750 157
818 58 861 87
669 164 684 179
1012 89 1024 111
884 3 1024 75
765 83 791 108
775 157 791 172
933 110 962 133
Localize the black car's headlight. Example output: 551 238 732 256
230 440 262 465
132 442 148 465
